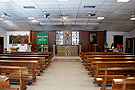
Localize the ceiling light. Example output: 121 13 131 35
0 0 11 2
57 0 69 1
40 23 46 25
130 18 135 20
0 18 3 21
97 17 105 19
4 20 9 23
27 17 35 19
117 0 129 2
32 20 38 22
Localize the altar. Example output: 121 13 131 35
10 47 19 52
57 46 78 56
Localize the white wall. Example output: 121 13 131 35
129 29 135 38
106 31 130 52
7 31 30 51
0 27 7 48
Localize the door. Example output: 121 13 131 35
0 37 4 54
126 38 133 53
133 38 135 55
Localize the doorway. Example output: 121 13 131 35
133 37 135 55
0 37 4 54
114 35 123 49
126 38 133 53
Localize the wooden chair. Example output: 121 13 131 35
83 46 89 52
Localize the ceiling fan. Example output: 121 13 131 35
87 12 96 17
1 12 11 17
43 11 50 18
131 12 135 18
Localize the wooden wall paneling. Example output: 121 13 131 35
80 31 106 52
48 31 55 52
0 37 4 53
126 38 133 53
31 31 55 51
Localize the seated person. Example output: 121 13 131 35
111 43 115 49
116 43 122 52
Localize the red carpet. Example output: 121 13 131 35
53 59 81 62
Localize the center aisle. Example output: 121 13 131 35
27 60 100 90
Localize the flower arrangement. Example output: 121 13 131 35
28 41 32 45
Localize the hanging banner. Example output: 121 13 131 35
37 32 48 44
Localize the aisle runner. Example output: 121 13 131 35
53 59 81 62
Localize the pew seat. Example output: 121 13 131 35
0 76 19 90
0 66 31 90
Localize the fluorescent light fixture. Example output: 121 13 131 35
130 18 135 20
57 0 69 1
27 17 35 19
32 20 38 22
0 0 11 2
40 23 46 25
0 18 3 21
117 0 129 2
4 20 10 23
97 17 105 20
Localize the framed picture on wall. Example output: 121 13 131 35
89 33 97 44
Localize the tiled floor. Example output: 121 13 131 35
11 60 101 90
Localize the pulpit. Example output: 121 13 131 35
10 47 19 52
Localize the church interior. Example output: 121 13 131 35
0 0 135 90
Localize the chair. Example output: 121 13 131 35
83 46 89 52
91 45 95 52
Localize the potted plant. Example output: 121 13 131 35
28 41 32 46
103 42 108 52
103 42 108 47
53 41 56 45
79 41 82 45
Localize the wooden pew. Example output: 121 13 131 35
0 76 19 90
0 60 38 82
86 57 135 73
95 67 135 90
0 66 30 90
0 54 50 67
3 52 53 66
0 57 45 75
109 77 135 90
80 52 132 63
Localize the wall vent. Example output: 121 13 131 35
84 6 95 8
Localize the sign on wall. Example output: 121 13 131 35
37 32 48 44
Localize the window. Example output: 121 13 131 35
56 31 63 45
72 31 79 45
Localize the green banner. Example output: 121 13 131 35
37 32 48 44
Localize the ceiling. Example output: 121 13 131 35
0 0 135 31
